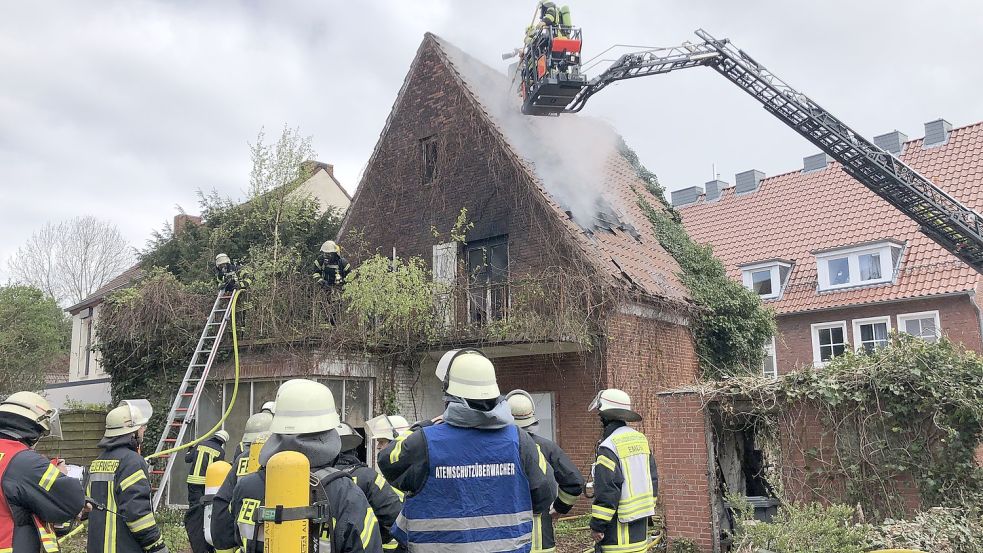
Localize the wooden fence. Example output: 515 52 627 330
35 409 107 468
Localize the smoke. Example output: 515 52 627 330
437 37 622 230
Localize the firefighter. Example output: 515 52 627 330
87 400 168 553
364 414 410 459
214 253 252 292
587 389 658 553
185 430 229 553
210 413 272 553
0 391 84 553
507 389 585 553
213 379 382 552
312 240 350 289
378 349 557 551
335 423 403 552
233 410 274 463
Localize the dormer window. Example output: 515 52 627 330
740 260 792 300
815 241 903 291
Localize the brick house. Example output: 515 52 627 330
336 33 718 549
676 120 983 375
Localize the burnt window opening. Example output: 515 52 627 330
466 236 509 325
421 135 438 184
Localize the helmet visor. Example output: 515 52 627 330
587 390 603 412
119 399 153 426
45 409 63 440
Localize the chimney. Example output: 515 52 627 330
173 214 201 235
803 152 830 173
323 163 334 178
923 118 952 148
670 185 704 207
300 160 333 177
873 130 908 155
734 169 765 195
704 179 729 202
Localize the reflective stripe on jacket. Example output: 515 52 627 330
391 424 533 553
87 444 165 553
598 427 655 523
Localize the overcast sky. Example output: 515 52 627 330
2 1 981 283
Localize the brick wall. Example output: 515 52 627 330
776 293 982 374
657 392 715 552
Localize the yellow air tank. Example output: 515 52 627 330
264 451 310 553
246 433 269 475
203 460 232 546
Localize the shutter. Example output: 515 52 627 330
433 243 457 328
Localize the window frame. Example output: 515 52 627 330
761 336 778 378
740 261 791 301
897 310 941 343
852 316 892 353
528 392 556 442
465 235 510 325
421 135 438 185
810 320 848 366
816 242 902 291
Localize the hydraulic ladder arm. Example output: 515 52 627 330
562 29 983 274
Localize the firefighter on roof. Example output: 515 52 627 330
378 349 557 552
87 400 168 553
312 241 350 289
211 379 382 552
587 389 658 553
0 391 84 553
335 423 404 552
184 430 228 553
507 389 585 553
214 254 252 292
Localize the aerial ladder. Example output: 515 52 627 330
516 28 983 275
148 287 239 509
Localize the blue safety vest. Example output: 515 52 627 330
392 424 533 552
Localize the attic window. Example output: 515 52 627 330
740 261 792 300
816 241 903 291
421 135 438 184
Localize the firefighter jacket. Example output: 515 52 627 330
378 398 556 552
527 431 584 553
209 451 245 553
332 452 403 550
312 254 350 287
87 435 166 553
0 437 84 553
589 421 659 553
185 437 226 500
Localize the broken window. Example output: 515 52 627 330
466 236 509 324
421 135 438 184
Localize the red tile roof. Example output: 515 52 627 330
679 122 983 314
429 35 690 305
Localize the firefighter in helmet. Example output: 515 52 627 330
214 254 252 292
210 412 273 553
212 379 382 552
0 391 84 553
184 430 228 553
378 349 557 551
507 389 585 553
88 400 168 553
312 240 350 289
588 389 658 553
335 423 404 551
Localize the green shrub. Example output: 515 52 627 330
867 505 983 553
730 501 871 553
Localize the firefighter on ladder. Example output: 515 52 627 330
184 430 228 553
507 389 585 553
211 379 382 552
312 241 350 290
588 390 658 553
87 400 168 553
214 254 252 292
0 391 84 553
378 349 557 552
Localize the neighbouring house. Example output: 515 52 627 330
295 160 352 214
677 120 983 376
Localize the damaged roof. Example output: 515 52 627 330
426 34 690 305
678 122 983 314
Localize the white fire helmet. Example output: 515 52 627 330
269 379 340 435
320 241 339 254
104 399 154 438
0 392 62 439
588 389 642 422
435 349 500 400
506 390 538 428
364 414 411 442
215 253 231 267
335 422 364 452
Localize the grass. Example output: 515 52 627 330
58 510 190 553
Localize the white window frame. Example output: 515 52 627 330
761 336 778 378
852 316 892 353
741 261 791 300
897 310 941 342
816 242 902 291
811 321 848 366
528 392 556 442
